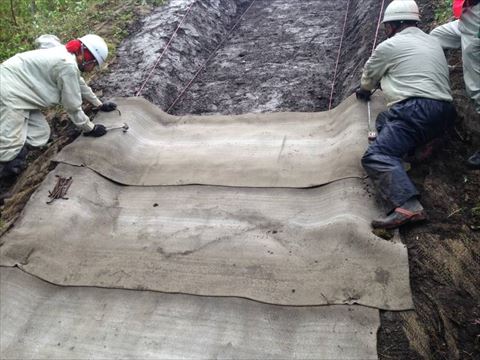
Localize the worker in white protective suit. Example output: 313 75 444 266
430 0 480 169
0 34 117 179
356 0 456 229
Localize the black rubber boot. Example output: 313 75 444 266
467 150 480 170
0 146 28 179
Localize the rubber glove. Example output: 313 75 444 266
355 87 372 102
99 101 117 112
83 124 107 137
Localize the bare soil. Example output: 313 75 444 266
375 2 480 358
1 0 479 358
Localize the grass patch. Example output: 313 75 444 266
434 0 454 24
0 0 164 62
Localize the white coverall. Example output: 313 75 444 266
0 46 101 162
361 27 453 107
430 3 480 113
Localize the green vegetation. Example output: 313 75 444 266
434 0 453 24
0 0 164 62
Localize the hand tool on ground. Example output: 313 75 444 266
47 175 73 204
106 123 129 133
367 101 377 142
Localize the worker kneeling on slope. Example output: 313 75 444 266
0 34 117 179
356 0 456 229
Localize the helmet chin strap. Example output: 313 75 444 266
78 44 96 72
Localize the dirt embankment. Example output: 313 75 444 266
1 0 479 358
95 0 351 115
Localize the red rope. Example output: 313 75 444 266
328 0 351 110
328 0 385 109
371 0 386 54
166 0 257 114
135 0 197 97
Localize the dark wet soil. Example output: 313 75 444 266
1 0 479 358
375 2 480 358
94 0 348 114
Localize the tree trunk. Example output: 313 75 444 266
9 0 17 26
31 0 37 15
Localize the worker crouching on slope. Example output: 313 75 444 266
356 0 456 229
0 34 117 179
430 0 480 169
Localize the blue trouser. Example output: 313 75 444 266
361 98 456 212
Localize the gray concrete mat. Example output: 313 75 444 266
0 164 412 310
55 94 385 187
0 267 380 360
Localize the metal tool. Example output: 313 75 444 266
367 101 377 142
106 123 129 133
47 175 73 204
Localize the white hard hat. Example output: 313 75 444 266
382 0 420 23
79 34 108 66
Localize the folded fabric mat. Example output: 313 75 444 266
55 94 385 187
0 164 412 310
0 267 379 359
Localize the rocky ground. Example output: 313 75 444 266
1 0 479 358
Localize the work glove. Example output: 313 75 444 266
98 101 117 112
83 124 107 137
355 87 372 102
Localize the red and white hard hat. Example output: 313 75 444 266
79 34 108 66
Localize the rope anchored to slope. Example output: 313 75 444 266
135 0 197 97
328 0 351 110
328 0 386 110
166 0 257 114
